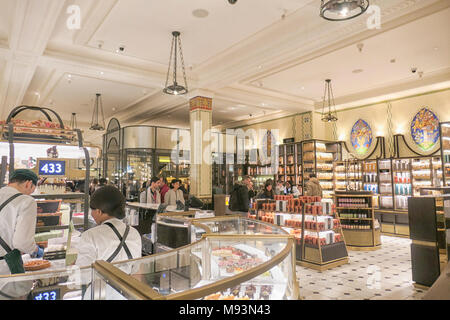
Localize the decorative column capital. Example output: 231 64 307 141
190 96 212 112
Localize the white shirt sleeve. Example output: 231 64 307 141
75 231 98 267
12 198 37 254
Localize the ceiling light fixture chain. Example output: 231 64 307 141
163 31 188 95
70 113 78 130
321 79 338 123
90 93 106 131
178 35 188 93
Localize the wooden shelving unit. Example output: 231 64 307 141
334 191 381 251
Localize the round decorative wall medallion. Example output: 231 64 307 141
410 107 440 151
350 119 373 155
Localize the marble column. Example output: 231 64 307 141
189 95 212 199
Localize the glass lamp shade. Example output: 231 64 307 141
163 82 188 96
320 0 369 21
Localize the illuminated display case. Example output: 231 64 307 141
103 120 191 200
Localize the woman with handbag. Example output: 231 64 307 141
0 169 44 276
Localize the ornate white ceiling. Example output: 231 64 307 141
0 0 449 145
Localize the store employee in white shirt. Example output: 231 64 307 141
0 169 43 275
76 185 142 267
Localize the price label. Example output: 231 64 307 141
38 160 66 176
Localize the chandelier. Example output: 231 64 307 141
163 31 188 95
320 0 369 21
70 113 78 129
89 93 105 131
321 79 338 122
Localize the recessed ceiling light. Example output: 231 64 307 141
257 65 262 69
112 107 117 111
301 86 305 90
352 69 364 74
99 71 104 75
192 9 209 18
433 47 439 51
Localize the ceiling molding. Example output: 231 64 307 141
195 0 447 93
73 0 119 46
317 68 450 110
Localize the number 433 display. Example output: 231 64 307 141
38 159 66 176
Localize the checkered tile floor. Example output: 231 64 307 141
296 236 427 300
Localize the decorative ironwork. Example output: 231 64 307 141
90 93 105 131
163 31 188 95
321 79 338 122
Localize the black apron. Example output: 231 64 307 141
0 193 26 275
104 222 133 263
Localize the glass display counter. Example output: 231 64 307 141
111 234 298 300
0 214 299 300
155 215 288 250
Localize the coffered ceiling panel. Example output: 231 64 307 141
35 73 155 125
251 7 450 103
0 0 14 44
83 0 312 66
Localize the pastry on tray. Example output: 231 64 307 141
24 260 51 271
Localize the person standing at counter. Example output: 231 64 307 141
139 181 147 203
164 179 185 206
158 177 169 203
229 176 252 215
146 177 161 204
256 180 275 199
305 173 323 197
0 169 44 275
76 186 141 267
275 180 285 195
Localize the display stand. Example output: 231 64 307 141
0 106 91 232
302 140 342 199
253 195 349 271
334 191 381 251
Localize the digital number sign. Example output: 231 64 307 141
38 160 66 176
32 289 60 300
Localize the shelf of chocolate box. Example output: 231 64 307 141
251 195 343 248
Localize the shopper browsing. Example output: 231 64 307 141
164 179 185 206
146 177 161 204
158 177 170 203
275 180 285 195
305 173 323 197
229 176 252 215
76 186 141 267
256 180 275 199
139 181 147 203
0 169 43 275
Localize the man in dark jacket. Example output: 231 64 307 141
229 176 252 214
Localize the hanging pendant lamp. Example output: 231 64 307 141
163 31 188 95
70 113 78 130
321 79 338 122
89 93 105 131
320 0 369 21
